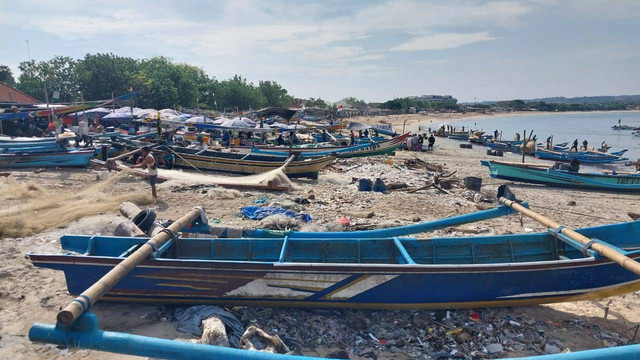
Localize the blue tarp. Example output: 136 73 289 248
241 206 312 222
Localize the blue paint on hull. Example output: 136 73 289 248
0 150 94 168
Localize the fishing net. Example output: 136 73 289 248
0 170 154 238
154 164 297 190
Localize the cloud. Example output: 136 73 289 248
391 32 496 51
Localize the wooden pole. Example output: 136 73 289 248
499 198 640 277
57 208 202 325
166 146 204 174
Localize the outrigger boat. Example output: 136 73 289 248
26 187 640 360
250 133 407 158
535 148 629 164
235 133 408 155
0 149 95 168
482 160 640 192
156 146 334 179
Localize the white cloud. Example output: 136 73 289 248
391 32 496 51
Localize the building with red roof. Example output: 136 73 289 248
0 81 40 103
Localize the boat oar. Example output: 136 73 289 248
57 208 202 326
497 185 640 277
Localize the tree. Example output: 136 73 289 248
0 65 15 85
216 75 265 110
75 53 140 102
258 80 293 107
306 97 327 108
16 60 46 100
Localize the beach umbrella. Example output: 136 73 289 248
70 107 111 118
159 109 182 117
169 114 190 122
213 116 231 125
221 118 253 128
185 116 215 124
233 116 256 127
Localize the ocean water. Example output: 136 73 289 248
450 111 640 163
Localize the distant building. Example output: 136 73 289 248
0 81 40 103
416 95 456 102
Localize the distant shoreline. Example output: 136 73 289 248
347 109 640 133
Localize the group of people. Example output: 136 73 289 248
406 133 435 152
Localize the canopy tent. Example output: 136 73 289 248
69 107 112 118
102 107 143 121
256 107 298 121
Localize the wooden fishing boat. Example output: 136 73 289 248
251 133 407 158
0 136 58 144
25 196 640 360
535 148 628 164
0 149 95 168
27 219 640 309
157 146 334 179
612 125 640 130
235 134 408 155
482 160 640 192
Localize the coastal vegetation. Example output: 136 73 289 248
2 54 639 113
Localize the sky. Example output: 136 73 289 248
0 0 639 103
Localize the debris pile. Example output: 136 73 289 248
228 307 631 359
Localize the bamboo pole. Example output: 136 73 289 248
57 208 202 326
166 146 204 174
499 198 640 277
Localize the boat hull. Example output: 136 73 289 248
0 150 95 168
482 160 640 192
27 221 640 310
28 251 640 309
160 147 334 179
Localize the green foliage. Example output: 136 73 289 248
16 57 79 102
75 53 139 101
215 75 265 110
258 80 293 107
380 97 458 112
305 97 328 108
343 97 367 109
0 65 15 86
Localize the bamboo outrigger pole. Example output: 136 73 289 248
57 208 202 326
499 196 640 277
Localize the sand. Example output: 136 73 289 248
1 113 639 359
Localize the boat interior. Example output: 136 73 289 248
51 221 640 265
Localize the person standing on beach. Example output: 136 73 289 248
132 146 158 198
350 130 355 145
428 134 435 152
582 139 588 151
570 139 579 152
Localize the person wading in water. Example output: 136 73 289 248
132 146 158 198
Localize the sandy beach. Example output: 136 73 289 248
1 113 639 359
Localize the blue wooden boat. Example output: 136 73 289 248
0 149 95 168
25 202 640 360
482 160 640 192
535 149 629 164
27 219 640 309
447 133 470 140
0 136 58 144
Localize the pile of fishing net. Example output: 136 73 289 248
0 170 154 238
156 164 297 190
